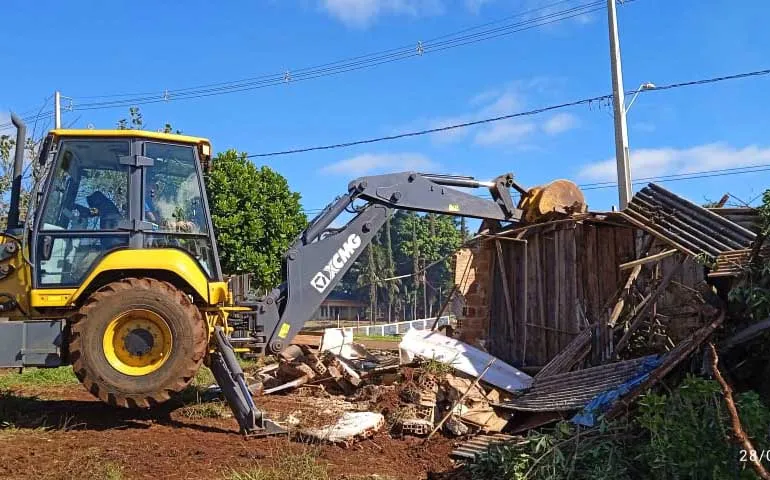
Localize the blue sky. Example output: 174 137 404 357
2 0 770 216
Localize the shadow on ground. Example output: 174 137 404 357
0 388 235 434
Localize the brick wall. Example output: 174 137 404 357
454 242 493 345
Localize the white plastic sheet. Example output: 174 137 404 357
398 329 532 393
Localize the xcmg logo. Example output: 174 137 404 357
310 233 362 293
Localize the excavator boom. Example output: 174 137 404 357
214 171 529 434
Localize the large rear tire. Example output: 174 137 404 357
69 278 207 408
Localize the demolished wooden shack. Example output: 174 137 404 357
453 182 759 424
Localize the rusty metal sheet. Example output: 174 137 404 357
494 356 656 412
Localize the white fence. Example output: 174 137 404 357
333 316 452 337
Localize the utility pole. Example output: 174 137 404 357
607 0 631 209
54 91 62 129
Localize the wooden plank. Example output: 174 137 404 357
574 222 585 324
516 240 528 365
526 233 540 366
601 225 619 302
508 241 521 363
608 265 642 328
494 240 515 364
584 223 600 321
553 227 564 361
559 224 581 352
619 249 678 271
537 231 549 366
615 226 636 266
615 256 685 354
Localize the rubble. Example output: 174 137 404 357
238 183 761 466
300 411 385 446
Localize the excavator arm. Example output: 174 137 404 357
237 171 523 354
212 171 526 435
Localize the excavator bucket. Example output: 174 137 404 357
518 179 587 224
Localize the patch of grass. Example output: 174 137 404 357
180 366 216 404
239 355 271 370
179 400 230 419
193 365 216 388
0 367 78 389
102 462 124 480
421 357 453 377
225 452 329 480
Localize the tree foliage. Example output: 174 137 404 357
729 189 770 322
470 376 770 480
205 149 306 290
0 132 42 221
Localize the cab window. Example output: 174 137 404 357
37 140 130 286
143 142 215 276
40 140 129 231
143 143 207 234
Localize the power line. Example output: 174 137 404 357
245 68 770 158
248 94 613 157
581 165 770 191
70 1 607 109
579 163 770 188
299 164 770 214
1 0 617 125
76 0 591 101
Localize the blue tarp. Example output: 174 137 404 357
572 355 662 427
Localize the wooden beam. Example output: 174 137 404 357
607 264 642 328
614 256 684 354
494 240 515 355
619 249 677 271
606 311 725 419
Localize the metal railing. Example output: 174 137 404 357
329 316 452 337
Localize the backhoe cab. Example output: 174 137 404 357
0 115 585 435
0 117 234 412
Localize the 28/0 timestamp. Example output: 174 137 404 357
740 449 770 463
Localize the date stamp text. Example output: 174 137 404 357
740 449 770 463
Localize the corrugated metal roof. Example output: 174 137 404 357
450 434 525 460
709 208 761 233
494 356 655 412
623 184 756 257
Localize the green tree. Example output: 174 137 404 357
0 132 43 221
117 107 143 130
205 149 306 291
383 215 399 321
391 211 461 318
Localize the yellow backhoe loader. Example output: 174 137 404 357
0 114 584 434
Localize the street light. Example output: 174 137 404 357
626 82 656 113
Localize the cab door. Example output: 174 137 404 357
33 139 131 287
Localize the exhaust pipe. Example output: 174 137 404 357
7 113 26 231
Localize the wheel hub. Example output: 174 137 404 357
124 328 155 356
103 309 173 376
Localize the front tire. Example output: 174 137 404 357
69 278 207 408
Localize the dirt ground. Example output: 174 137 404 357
0 379 460 480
